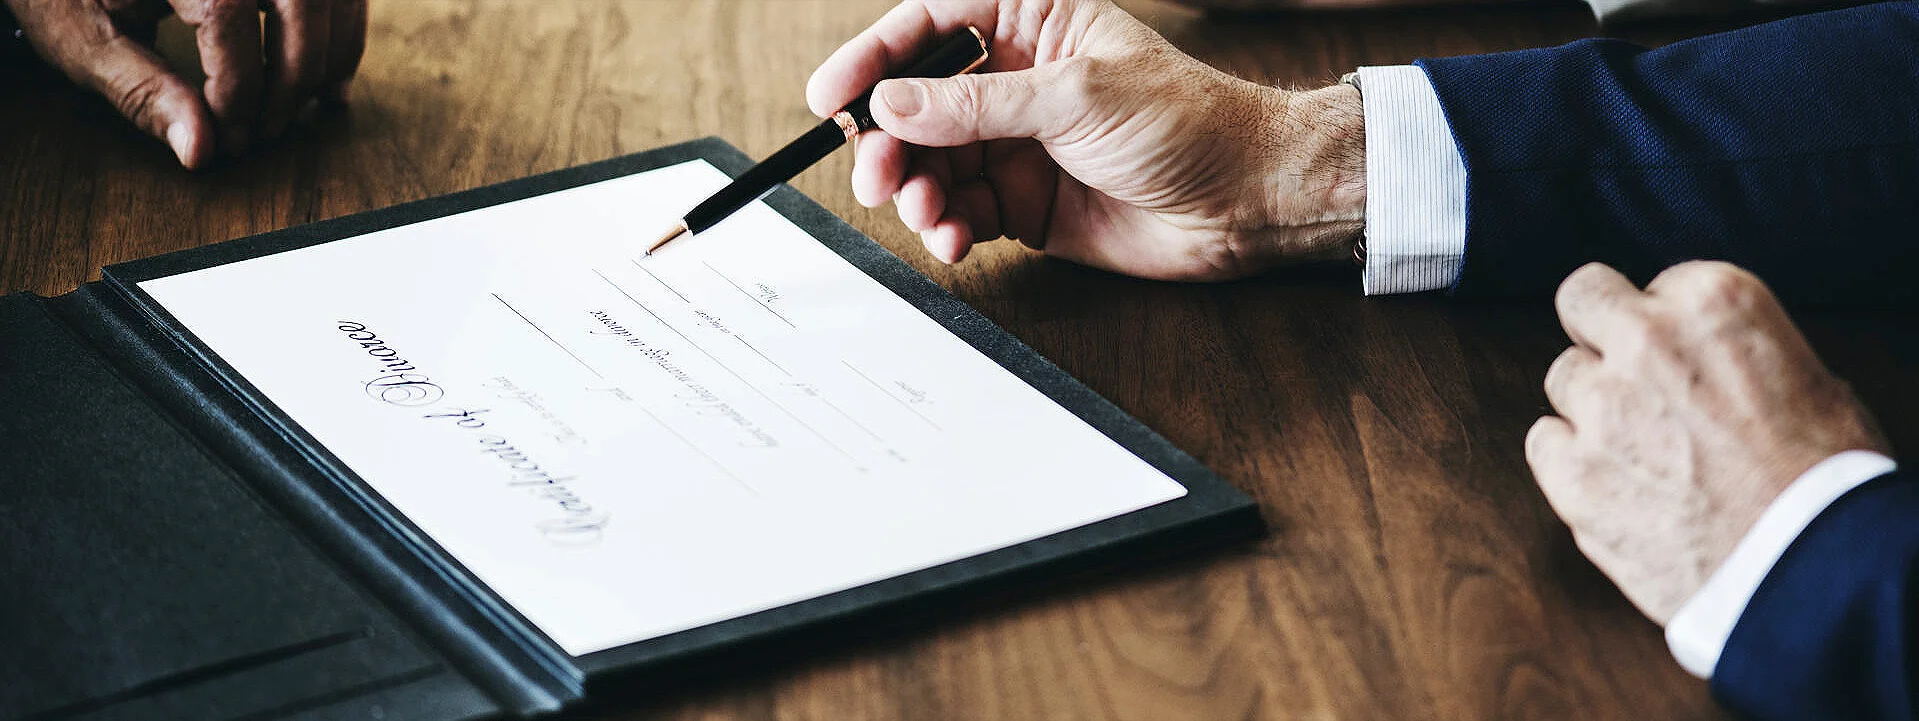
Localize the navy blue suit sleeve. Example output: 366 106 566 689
1413 3 1919 307
1713 470 1919 720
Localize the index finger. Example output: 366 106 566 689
1553 262 1644 353
805 1 1003 118
179 0 265 149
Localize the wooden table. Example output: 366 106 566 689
4 2 1910 719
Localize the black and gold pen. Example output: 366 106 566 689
646 26 989 255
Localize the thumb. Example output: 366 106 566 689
76 37 216 168
870 64 1077 147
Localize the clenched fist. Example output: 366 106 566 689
1526 261 1889 624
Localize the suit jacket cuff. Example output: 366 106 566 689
1664 449 1897 678
1356 65 1467 296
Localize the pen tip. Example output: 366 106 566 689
645 223 688 256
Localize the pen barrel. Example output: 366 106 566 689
847 26 990 131
675 27 986 237
684 120 847 234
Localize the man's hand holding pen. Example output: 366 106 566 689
810 0 1898 659
805 0 1368 281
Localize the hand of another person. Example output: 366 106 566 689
1526 261 1890 624
806 0 1365 281
5 0 368 169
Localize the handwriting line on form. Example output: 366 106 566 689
705 261 797 329
593 270 871 471
840 360 943 432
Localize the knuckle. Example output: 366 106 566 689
945 74 987 116
1684 261 1745 295
1559 262 1614 296
1661 260 1770 313
1555 262 1619 315
1704 271 1766 311
108 71 170 126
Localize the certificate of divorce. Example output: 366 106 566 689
138 160 1187 657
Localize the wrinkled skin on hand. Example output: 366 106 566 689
1527 261 1889 624
806 0 1366 279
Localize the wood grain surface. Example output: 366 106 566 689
3 2 1910 719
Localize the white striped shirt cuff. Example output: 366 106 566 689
1356 65 1468 296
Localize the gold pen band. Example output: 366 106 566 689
961 25 989 75
832 111 859 140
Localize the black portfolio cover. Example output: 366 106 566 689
0 138 1262 721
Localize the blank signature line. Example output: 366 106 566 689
492 293 603 379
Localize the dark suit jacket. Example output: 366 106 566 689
1417 1 1919 308
1414 4 1919 718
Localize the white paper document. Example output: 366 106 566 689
138 160 1186 656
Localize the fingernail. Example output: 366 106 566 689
880 80 925 117
166 123 195 166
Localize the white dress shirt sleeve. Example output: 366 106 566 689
1664 450 1899 678
1354 65 1468 296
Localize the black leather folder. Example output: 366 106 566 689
0 137 1261 721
